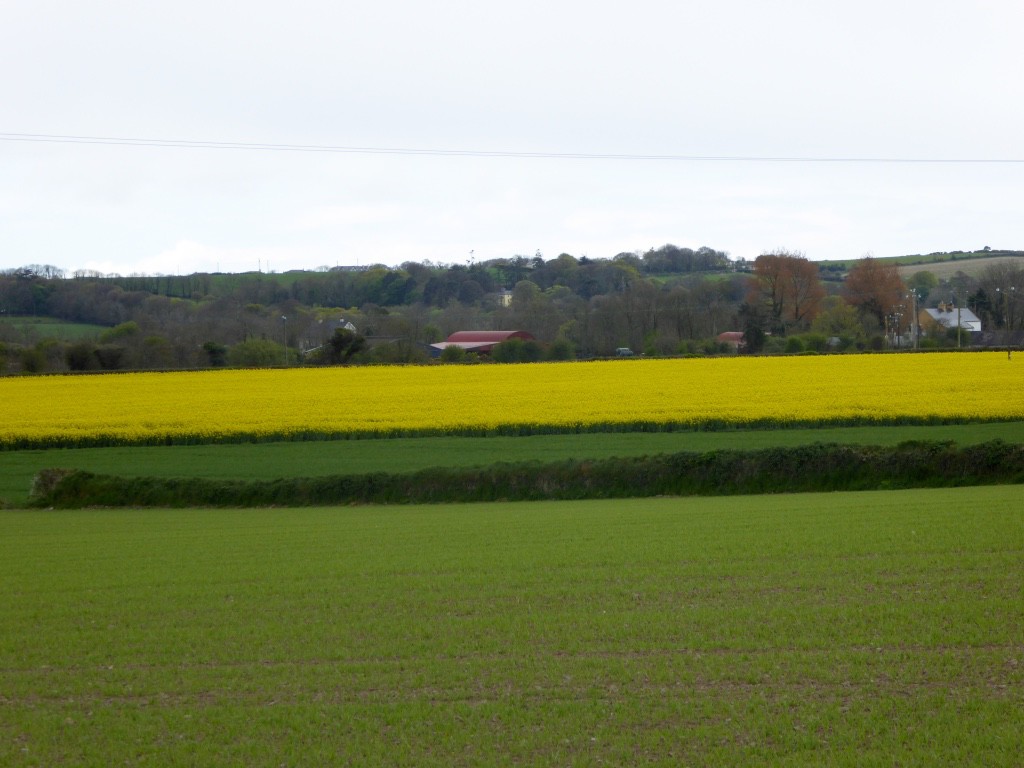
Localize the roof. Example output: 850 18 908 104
429 330 536 356
445 330 534 343
922 306 981 330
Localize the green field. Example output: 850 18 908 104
3 421 1023 507
1 487 1021 766
1 316 109 340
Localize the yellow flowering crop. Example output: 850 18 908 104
1 353 1022 448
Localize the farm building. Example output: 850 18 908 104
430 330 535 357
920 302 982 334
716 331 745 351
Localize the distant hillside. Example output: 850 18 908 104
816 249 1024 277
896 255 1024 280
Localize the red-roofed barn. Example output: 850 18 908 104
430 330 535 356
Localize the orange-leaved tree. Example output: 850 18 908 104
747 250 825 335
842 257 909 330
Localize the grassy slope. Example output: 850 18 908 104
1 487 1021 766
2 316 109 339
816 250 1024 273
897 255 1024 280
3 421 1023 506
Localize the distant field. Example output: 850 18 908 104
1 487 1020 766
4 353 1023 449
818 250 1024 274
1 316 108 339
898 255 1024 280
3 421 1022 506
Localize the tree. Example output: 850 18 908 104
747 251 825 335
810 296 867 349
492 338 525 363
906 270 938 301
738 302 767 354
545 338 575 361
228 338 285 368
65 341 99 371
439 345 468 363
202 341 228 367
324 328 367 365
842 257 909 329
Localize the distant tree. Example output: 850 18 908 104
19 345 48 373
457 280 485 305
324 328 367 365
906 270 938 299
738 302 767 354
843 257 909 329
228 338 285 368
492 337 525 363
784 336 804 353
65 341 99 371
421 324 443 344
748 251 825 334
140 336 174 369
202 341 228 367
811 296 867 349
545 338 575 361
94 344 127 370
520 339 544 362
99 321 140 343
439 345 468 363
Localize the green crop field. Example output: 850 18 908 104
3 421 1022 507
1 487 1021 766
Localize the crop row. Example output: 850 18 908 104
2 352 1023 448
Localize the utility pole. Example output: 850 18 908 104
955 292 962 349
281 315 288 366
908 291 918 350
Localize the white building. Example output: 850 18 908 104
920 302 982 333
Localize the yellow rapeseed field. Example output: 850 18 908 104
1 353 1022 447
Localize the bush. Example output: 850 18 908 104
228 338 286 367
800 333 828 353
99 321 140 343
492 338 525 363
520 340 544 362
95 344 127 370
65 341 99 371
785 337 805 353
545 339 575 361
440 345 468 363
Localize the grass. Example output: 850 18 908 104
3 421 1023 506
896 255 1024 280
1 487 1021 766
0 316 109 340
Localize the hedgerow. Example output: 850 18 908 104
29 441 1024 508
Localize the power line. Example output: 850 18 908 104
2 131 1023 164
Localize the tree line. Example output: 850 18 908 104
2 246 1022 374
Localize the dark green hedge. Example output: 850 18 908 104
29 440 1024 509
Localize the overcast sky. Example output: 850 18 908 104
3 0 1022 276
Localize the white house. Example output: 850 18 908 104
920 302 982 333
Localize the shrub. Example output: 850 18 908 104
492 338 525 363
228 338 286 368
65 341 99 371
800 333 828 353
440 345 468 363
